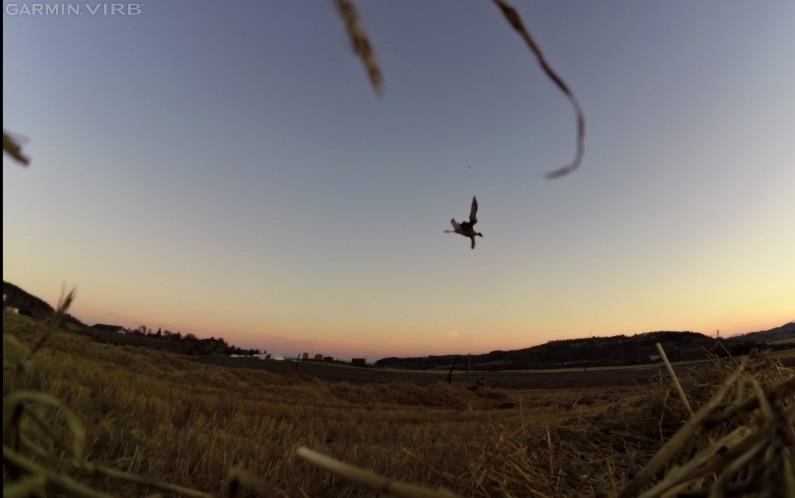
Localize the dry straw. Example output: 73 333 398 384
3 131 30 165
333 0 383 96
332 0 586 178
491 0 585 179
296 446 458 498
3 292 218 498
656 342 694 416
296 349 794 498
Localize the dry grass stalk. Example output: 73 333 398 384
25 287 77 363
3 131 30 165
621 355 795 498
618 362 747 497
2 473 46 497
491 0 585 179
3 447 113 498
545 424 554 479
656 342 694 416
3 291 245 498
296 446 459 498
292 353 793 498
333 0 383 95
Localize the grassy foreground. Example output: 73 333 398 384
3 312 794 497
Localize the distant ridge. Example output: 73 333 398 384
376 325 795 370
4 280 793 369
3 281 85 329
728 322 795 344
2 281 258 357
3 281 55 317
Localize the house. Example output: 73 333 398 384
92 324 126 334
4 293 23 315
351 358 366 367
231 353 270 360
324 356 334 362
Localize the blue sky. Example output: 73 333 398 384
4 1 794 358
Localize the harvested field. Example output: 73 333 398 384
4 312 794 497
193 349 795 390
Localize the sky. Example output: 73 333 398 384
3 0 794 359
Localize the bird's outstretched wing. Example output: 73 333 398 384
469 196 478 225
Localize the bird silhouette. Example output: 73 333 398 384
444 196 483 249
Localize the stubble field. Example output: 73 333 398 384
3 313 793 497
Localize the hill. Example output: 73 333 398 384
4 280 56 318
376 324 795 370
6 279 793 369
3 280 85 329
728 321 795 344
2 280 258 356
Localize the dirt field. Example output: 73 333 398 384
192 348 795 390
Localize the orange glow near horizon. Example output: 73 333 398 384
3 235 793 359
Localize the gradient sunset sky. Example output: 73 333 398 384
3 1 794 359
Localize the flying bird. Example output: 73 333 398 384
444 196 483 249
